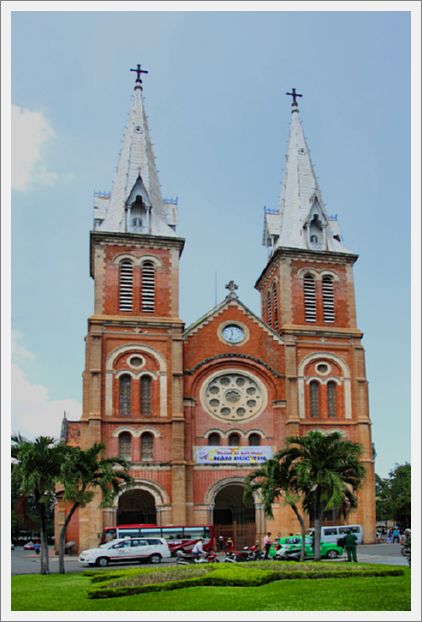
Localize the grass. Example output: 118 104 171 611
11 564 411 611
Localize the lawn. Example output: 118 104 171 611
11 563 411 611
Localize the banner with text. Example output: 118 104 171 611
194 446 273 465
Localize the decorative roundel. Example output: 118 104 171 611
128 355 144 368
201 371 267 422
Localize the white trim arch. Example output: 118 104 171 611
112 254 163 269
105 344 167 417
112 426 161 438
298 352 351 420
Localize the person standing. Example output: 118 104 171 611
263 532 272 559
392 527 400 544
343 530 358 562
217 535 225 551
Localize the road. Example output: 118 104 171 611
10 543 408 575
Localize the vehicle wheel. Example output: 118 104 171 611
149 554 162 564
327 550 338 559
96 557 109 567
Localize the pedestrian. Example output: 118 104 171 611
225 536 234 551
263 532 272 559
392 527 400 544
386 528 393 544
217 535 225 551
343 529 358 562
34 539 40 555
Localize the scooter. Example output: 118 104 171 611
223 546 265 562
176 549 219 565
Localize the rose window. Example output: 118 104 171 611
202 372 265 421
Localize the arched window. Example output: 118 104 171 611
272 282 279 329
141 261 155 312
310 380 320 418
208 433 221 446
140 375 152 415
266 290 272 326
119 260 133 311
118 432 132 460
327 381 337 418
228 432 241 446
119 374 132 416
322 275 335 323
304 274 316 322
248 433 261 446
140 432 154 460
310 234 318 243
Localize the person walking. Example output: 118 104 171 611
217 535 225 551
392 527 400 544
343 530 358 562
263 532 272 559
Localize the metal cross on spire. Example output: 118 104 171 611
225 280 239 299
130 64 149 85
286 88 303 107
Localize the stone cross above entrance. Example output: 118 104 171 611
225 280 239 299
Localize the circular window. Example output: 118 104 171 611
201 371 267 422
129 356 144 368
316 362 331 375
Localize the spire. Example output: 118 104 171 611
263 89 350 254
93 66 178 237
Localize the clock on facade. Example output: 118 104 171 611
222 324 245 344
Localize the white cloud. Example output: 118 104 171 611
11 104 58 191
11 329 35 364
11 363 82 440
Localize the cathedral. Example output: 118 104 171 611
56 70 376 552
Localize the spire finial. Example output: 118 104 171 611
225 280 239 299
130 64 149 90
286 88 303 110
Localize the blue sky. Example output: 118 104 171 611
5 5 417 479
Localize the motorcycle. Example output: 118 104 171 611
224 546 265 562
176 549 219 565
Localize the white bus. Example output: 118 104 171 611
307 524 363 545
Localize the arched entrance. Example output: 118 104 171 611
213 483 256 549
117 489 157 524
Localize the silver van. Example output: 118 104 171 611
307 524 363 545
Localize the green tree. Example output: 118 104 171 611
376 463 411 529
252 431 366 561
56 443 133 573
11 435 66 574
244 456 308 560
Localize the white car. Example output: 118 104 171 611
79 537 171 567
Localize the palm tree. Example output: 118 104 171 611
244 456 308 560
279 430 366 560
11 435 66 574
56 443 133 573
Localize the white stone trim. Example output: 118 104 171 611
112 426 161 438
112 254 163 268
113 479 170 508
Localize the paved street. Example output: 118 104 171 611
10 543 408 575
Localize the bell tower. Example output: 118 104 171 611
256 90 376 540
77 66 186 551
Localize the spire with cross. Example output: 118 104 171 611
286 88 303 109
130 64 149 89
225 280 239 299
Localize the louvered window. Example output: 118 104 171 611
119 374 131 416
119 261 133 311
266 291 272 326
141 432 154 460
327 381 337 418
208 433 220 446
310 380 320 418
304 274 317 322
140 376 152 415
248 433 261 446
322 275 335 323
228 432 241 446
118 432 132 460
272 283 279 329
141 261 155 312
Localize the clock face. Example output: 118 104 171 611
222 324 245 344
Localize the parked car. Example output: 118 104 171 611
307 524 363 545
23 541 35 550
269 536 344 560
79 537 171 567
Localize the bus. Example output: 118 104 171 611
100 524 215 555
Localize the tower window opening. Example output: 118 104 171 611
303 274 317 322
208 432 221 446
140 432 154 461
327 381 337 418
266 290 273 326
118 432 132 460
272 282 279 329
322 275 335 323
310 380 320 418
228 432 241 446
140 375 152 415
248 433 261 446
310 234 318 243
119 260 133 311
119 374 132 416
141 261 155 312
